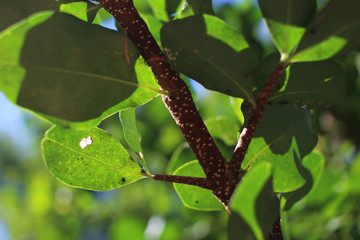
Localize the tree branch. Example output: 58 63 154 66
229 63 286 174
97 0 228 195
153 174 212 189
267 217 284 240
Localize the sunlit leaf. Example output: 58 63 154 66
173 161 224 211
205 116 240 146
42 126 145 190
161 14 255 106
258 0 316 55
0 12 160 129
242 105 318 192
60 1 101 23
230 162 280 240
291 0 360 62
281 151 324 210
146 0 169 22
119 108 147 170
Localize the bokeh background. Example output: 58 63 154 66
1 0 360 239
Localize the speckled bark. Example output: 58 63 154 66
97 0 286 212
97 0 228 201
154 174 212 189
267 217 284 240
229 63 286 174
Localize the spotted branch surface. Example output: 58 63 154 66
98 0 228 197
267 217 284 240
97 0 286 211
229 63 286 173
154 174 212 190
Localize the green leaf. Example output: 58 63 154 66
281 151 324 210
173 161 224 211
0 12 160 129
161 14 255 106
205 116 240 146
60 1 101 23
230 162 280 240
0 0 59 33
291 0 360 62
258 0 317 55
119 108 147 170
187 0 215 15
146 0 169 22
244 137 305 193
269 60 347 108
227 213 256 240
166 143 195 174
253 105 317 159
42 126 145 190
242 105 318 192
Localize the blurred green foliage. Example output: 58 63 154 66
1 0 360 239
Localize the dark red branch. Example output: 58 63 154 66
154 174 212 189
98 0 227 193
267 217 284 240
229 63 286 174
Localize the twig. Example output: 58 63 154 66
153 174 212 189
228 63 286 174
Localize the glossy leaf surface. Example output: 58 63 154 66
0 12 159 129
173 161 223 211
243 106 317 192
258 0 316 55
42 126 145 190
230 162 279 240
161 14 255 105
291 0 360 62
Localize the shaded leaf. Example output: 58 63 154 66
242 106 318 192
258 0 317 55
269 60 347 108
173 161 223 211
205 116 240 146
291 0 360 62
42 126 145 190
230 162 280 240
187 0 215 15
227 213 256 240
0 0 59 33
253 105 317 158
119 108 147 170
0 12 160 129
166 143 195 174
281 151 324 210
161 14 255 105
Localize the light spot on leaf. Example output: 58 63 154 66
79 136 93 149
